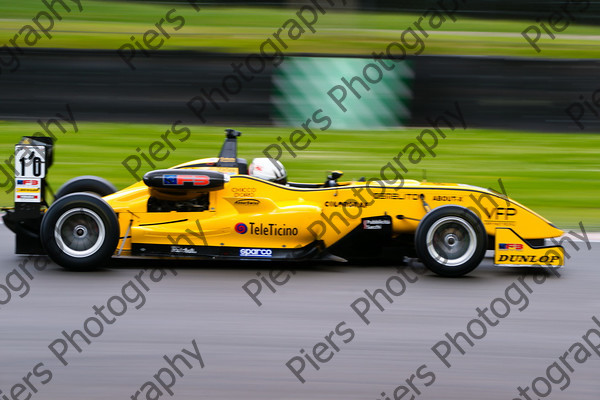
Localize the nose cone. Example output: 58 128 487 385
508 200 564 240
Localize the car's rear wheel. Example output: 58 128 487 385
415 205 486 277
54 176 117 201
41 194 119 270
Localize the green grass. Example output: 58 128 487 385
0 121 599 230
1 0 599 58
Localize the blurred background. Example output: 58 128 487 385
1 4 600 400
0 0 599 228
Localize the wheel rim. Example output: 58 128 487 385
426 216 477 267
54 208 105 258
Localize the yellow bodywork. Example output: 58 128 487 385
103 160 564 265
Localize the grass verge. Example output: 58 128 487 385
0 0 599 58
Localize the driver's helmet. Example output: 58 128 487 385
249 158 287 185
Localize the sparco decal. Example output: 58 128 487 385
373 193 420 200
498 255 560 263
325 200 368 208
240 248 273 257
241 223 299 236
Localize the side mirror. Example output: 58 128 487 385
225 129 242 139
328 171 343 181
324 171 343 188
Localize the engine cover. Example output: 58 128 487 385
143 169 229 190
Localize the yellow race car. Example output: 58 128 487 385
3 130 564 276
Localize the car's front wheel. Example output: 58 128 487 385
415 205 487 277
41 193 119 270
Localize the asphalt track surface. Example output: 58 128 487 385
0 223 599 400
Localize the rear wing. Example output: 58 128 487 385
14 136 54 212
2 136 54 254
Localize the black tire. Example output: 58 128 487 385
415 205 487 277
41 193 119 270
54 176 117 201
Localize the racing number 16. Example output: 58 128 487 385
20 151 43 177
15 146 45 178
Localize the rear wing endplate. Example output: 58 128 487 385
14 136 54 214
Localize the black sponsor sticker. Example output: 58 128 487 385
325 200 368 208
373 193 420 200
433 195 464 202
234 199 260 206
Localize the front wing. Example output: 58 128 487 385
494 228 564 267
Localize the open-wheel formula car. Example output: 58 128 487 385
3 130 565 277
